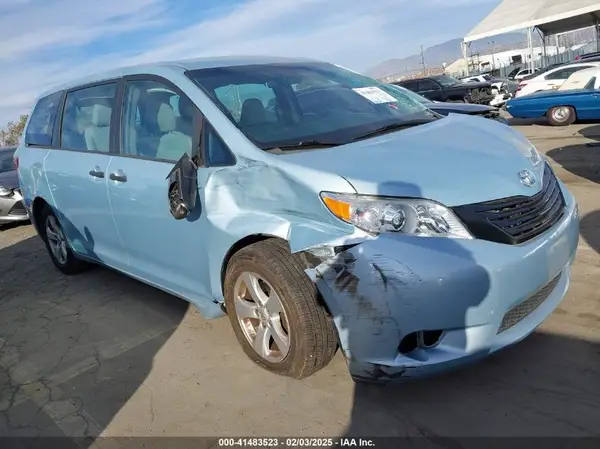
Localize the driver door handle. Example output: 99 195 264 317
89 167 105 178
109 170 127 182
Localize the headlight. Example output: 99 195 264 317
320 192 472 238
0 186 13 197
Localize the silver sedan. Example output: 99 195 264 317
0 147 29 225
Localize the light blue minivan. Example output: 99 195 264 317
15 56 579 383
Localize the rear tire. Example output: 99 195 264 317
223 239 338 379
40 205 90 275
547 106 576 126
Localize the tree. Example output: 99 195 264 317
0 115 28 147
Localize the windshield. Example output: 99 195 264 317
0 149 16 174
433 75 461 87
386 83 431 105
187 62 437 150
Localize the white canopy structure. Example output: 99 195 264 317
462 0 600 74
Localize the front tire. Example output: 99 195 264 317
547 106 576 126
40 205 90 275
223 239 338 379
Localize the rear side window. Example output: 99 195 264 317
545 66 589 80
401 81 418 91
60 83 117 152
25 91 63 147
418 80 439 91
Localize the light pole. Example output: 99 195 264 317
489 40 496 71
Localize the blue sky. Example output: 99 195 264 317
0 0 501 127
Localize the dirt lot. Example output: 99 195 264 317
1 122 599 441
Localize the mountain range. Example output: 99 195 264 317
366 32 538 79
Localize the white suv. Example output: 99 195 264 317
515 62 600 98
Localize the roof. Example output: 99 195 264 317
38 55 318 100
465 0 600 43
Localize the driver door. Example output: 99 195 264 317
106 76 213 304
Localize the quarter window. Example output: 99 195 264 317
25 91 63 147
60 83 117 152
204 123 235 166
121 79 201 161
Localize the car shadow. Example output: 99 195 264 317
546 124 600 185
507 117 548 126
0 233 187 443
343 330 600 437
580 209 600 256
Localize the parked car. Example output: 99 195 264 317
507 83 600 125
394 74 498 105
558 67 600 91
457 75 512 107
386 84 509 124
0 146 29 226
513 68 538 81
520 63 566 81
575 51 600 61
515 62 600 98
16 56 579 383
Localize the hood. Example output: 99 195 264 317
0 170 18 189
279 114 544 207
427 102 494 114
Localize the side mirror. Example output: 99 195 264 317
166 153 198 220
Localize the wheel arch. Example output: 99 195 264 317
219 233 281 292
31 196 50 235
218 233 338 321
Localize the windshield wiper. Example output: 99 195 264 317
350 119 436 142
264 140 343 152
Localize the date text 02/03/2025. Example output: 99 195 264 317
217 438 375 447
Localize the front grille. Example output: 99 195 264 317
497 274 561 333
452 163 566 245
8 201 28 216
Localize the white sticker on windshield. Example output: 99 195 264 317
353 87 398 104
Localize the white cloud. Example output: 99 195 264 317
0 0 498 127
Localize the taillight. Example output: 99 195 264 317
516 82 527 91
13 156 19 169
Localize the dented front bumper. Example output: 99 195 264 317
304 193 579 383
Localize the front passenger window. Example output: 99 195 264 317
121 79 202 162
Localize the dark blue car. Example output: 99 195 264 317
506 88 600 126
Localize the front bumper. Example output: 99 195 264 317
310 186 579 383
490 93 512 107
0 189 30 224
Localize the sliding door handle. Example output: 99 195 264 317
109 170 127 182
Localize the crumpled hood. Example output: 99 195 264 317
280 114 545 207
